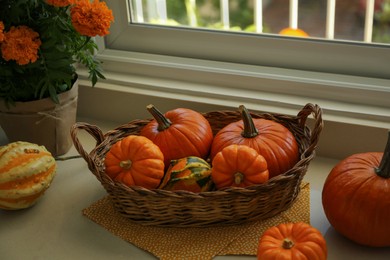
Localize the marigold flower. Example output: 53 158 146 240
45 0 76 7
0 21 5 42
71 0 114 37
1 25 42 65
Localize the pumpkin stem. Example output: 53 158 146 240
146 104 172 131
24 148 40 154
239 105 259 138
375 131 390 178
282 238 295 249
119 160 132 170
234 172 244 185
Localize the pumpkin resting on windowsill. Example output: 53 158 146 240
257 222 327 260
0 141 57 210
322 131 390 247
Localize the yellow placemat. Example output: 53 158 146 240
83 183 310 259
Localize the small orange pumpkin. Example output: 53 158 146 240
211 144 269 189
104 135 165 189
257 222 327 260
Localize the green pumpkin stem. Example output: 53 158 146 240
239 105 259 138
375 131 390 178
146 104 172 131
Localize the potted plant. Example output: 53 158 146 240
0 0 114 156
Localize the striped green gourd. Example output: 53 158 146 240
158 156 213 192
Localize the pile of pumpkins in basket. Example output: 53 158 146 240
104 104 300 192
0 104 389 256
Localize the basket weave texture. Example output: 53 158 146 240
71 103 323 227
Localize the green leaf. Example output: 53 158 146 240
95 70 106 79
38 80 49 99
48 85 60 104
91 72 98 86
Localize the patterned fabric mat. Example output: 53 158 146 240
83 182 310 259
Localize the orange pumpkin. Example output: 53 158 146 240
257 222 327 260
210 105 299 179
104 135 165 189
140 104 213 168
322 131 390 247
211 144 269 189
279 28 309 37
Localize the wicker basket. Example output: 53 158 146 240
71 103 323 227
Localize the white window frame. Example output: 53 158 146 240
78 0 390 129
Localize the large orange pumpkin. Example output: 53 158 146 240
210 105 299 178
104 135 165 189
257 222 327 260
211 144 269 189
322 131 390 247
140 104 213 168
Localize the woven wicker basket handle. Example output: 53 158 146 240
70 122 105 164
297 103 323 157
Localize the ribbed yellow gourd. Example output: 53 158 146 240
0 141 57 210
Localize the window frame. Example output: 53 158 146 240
105 0 390 79
82 0 390 129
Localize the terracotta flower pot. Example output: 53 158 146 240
0 80 78 156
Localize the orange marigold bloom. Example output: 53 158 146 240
71 0 114 37
0 21 5 42
45 0 76 7
1 26 42 65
